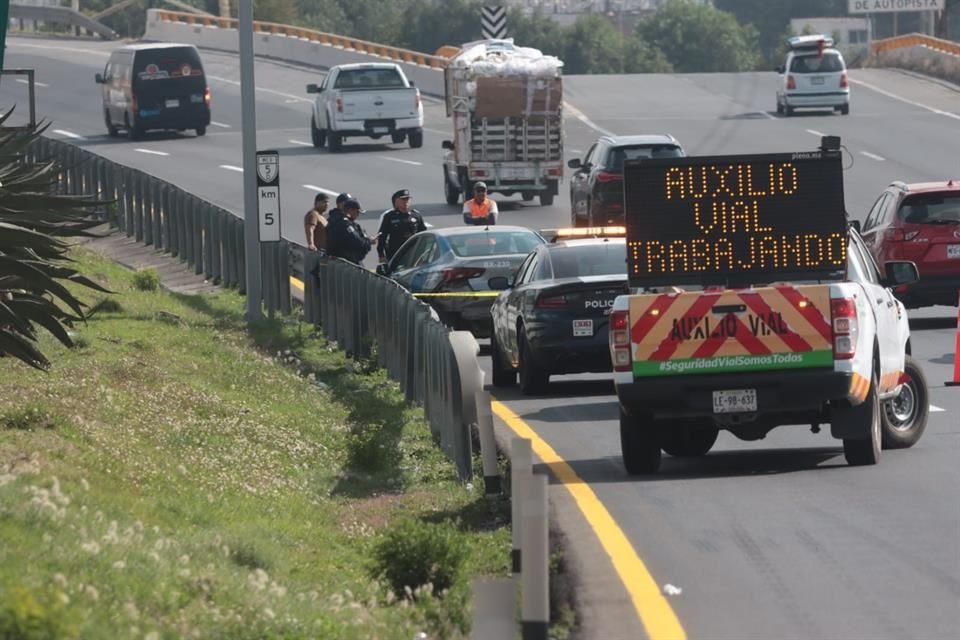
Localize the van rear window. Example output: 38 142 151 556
135 48 203 80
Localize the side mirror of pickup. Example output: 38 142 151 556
848 219 861 233
567 158 582 169
441 140 454 150
409 80 416 87
487 276 511 291
95 73 105 84
306 83 321 94
775 65 785 74
884 261 919 287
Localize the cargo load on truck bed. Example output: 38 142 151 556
442 40 565 206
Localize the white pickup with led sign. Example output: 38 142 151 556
256 150 281 242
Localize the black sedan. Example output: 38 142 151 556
376 225 545 337
488 236 628 394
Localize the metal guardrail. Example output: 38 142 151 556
26 136 291 314
9 3 118 40
153 9 449 69
871 33 960 57
296 249 483 480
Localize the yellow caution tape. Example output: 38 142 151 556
413 292 500 298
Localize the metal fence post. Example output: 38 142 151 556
511 438 533 575
521 473 549 640
193 199 204 275
235 217 246 295
123 166 135 237
133 172 144 242
178 192 190 264
143 175 154 247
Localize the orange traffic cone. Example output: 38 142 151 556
948 290 960 387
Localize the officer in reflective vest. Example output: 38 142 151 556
462 181 499 225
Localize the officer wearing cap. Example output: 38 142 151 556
326 198 374 265
377 188 427 263
463 181 499 225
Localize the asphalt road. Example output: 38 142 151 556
5 36 959 640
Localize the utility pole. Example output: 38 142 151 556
239 0 262 321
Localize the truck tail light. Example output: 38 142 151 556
839 71 848 88
536 294 567 309
787 75 796 90
472 169 488 177
596 171 622 183
831 297 858 360
415 90 421 110
610 310 631 372
547 167 562 177
336 97 343 113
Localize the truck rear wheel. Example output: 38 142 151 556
881 354 928 449
836 370 882 466
311 116 326 148
620 408 661 475
443 170 461 205
328 132 343 152
539 191 554 206
408 129 423 149
660 423 718 457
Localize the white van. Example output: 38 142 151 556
776 35 850 117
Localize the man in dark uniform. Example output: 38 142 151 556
376 189 427 263
326 199 374 265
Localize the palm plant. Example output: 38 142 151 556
1 109 110 370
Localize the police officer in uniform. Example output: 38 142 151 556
377 189 427 263
326 199 374 265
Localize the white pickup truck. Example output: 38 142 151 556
609 143 929 473
306 63 424 152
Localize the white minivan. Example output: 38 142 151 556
776 35 850 117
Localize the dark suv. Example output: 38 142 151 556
568 134 684 227
860 180 960 308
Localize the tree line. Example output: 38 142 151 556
81 0 960 75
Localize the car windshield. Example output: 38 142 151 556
549 243 627 278
334 68 405 88
448 231 543 257
607 145 683 171
789 52 844 73
898 193 960 224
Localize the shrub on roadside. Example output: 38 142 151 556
371 517 467 597
131 268 161 291
0 585 77 640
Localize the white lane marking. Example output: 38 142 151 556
210 121 231 128
207 75 312 103
53 129 85 140
806 128 827 137
134 148 169 156
423 127 447 135
303 184 339 197
564 100 615 136
289 139 313 146
15 77 49 87
849 78 960 121
860 151 886 161
760 110 776 120
378 155 423 166
220 164 244 173
930 405 945 413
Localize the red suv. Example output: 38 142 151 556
860 180 960 308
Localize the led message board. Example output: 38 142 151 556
623 150 848 288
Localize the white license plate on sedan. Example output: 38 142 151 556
948 244 960 259
165 99 180 108
713 389 757 413
573 319 593 337
373 126 388 133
